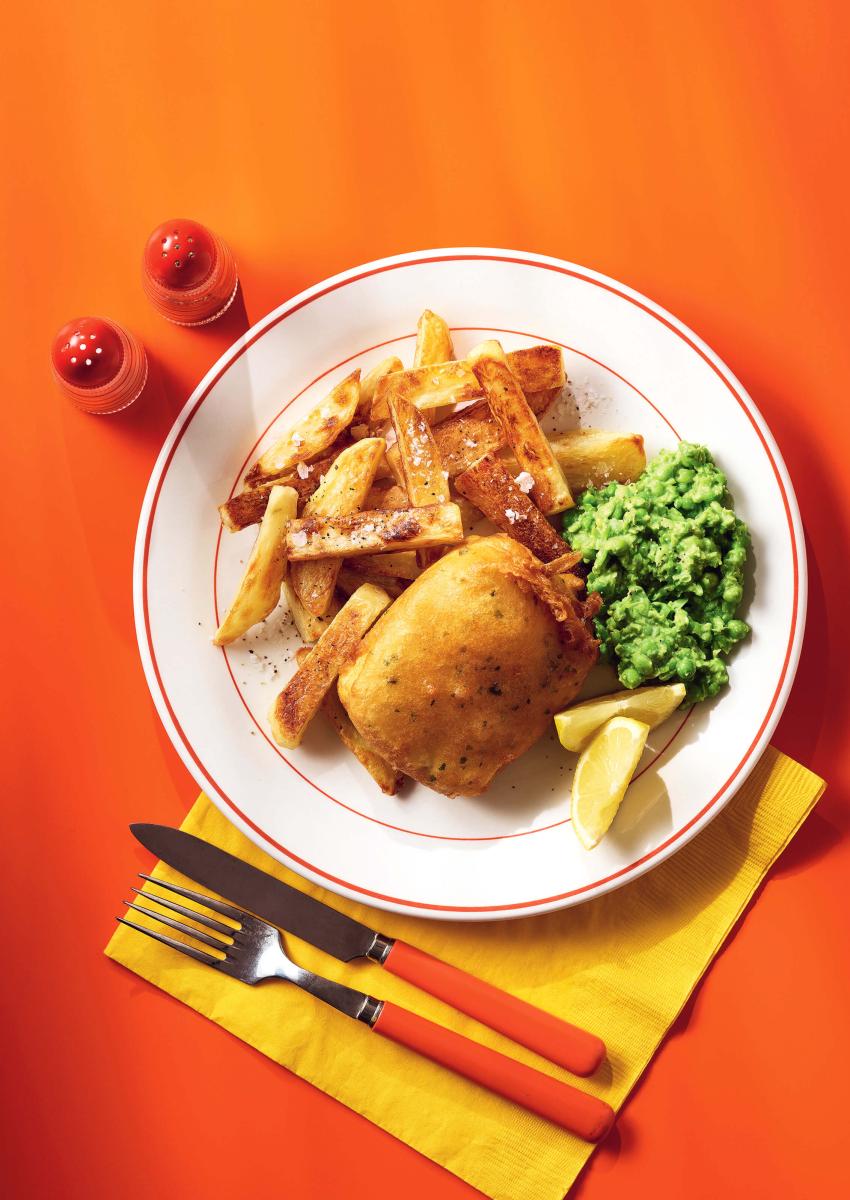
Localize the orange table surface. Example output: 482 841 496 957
2 3 849 1197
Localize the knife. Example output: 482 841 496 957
131 822 605 1076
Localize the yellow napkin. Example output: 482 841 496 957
106 746 823 1200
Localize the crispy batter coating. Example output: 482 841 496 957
337 535 598 797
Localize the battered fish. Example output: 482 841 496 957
337 535 599 797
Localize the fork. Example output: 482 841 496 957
118 874 614 1142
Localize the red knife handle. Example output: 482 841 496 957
372 1001 614 1141
382 940 605 1076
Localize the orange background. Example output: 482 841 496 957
2 2 849 1196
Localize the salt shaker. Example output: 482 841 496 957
51 317 148 414
142 218 239 326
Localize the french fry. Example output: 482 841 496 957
219 487 277 533
413 309 455 367
295 648 403 794
290 438 386 618
284 580 341 643
356 356 403 422
387 389 450 568
371 361 480 423
525 386 561 417
213 486 298 646
363 481 410 511
454 454 566 562
269 583 392 749
413 309 456 425
453 493 487 535
431 400 504 477
468 340 573 514
219 442 353 532
383 442 407 489
501 428 646 492
386 393 450 507
245 370 360 485
542 428 646 491
368 344 564 424
223 426 645 533
285 504 464 560
343 551 421 580
337 567 406 599
504 344 564 394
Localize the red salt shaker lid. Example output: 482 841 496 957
51 317 125 388
51 317 147 414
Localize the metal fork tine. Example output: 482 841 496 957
138 873 244 922
116 917 221 966
123 901 230 952
131 887 236 936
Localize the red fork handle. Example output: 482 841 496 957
373 1001 614 1141
383 940 605 1076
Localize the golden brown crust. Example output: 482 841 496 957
246 371 360 486
505 344 565 393
454 453 566 562
219 440 354 531
269 583 391 748
469 347 573 515
285 504 463 560
431 400 505 477
295 648 403 795
337 535 598 796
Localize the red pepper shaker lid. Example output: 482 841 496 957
144 220 216 290
142 218 238 326
51 317 147 414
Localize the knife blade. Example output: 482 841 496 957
130 824 384 962
130 821 606 1075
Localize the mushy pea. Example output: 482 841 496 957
562 442 750 702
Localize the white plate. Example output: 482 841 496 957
134 248 806 921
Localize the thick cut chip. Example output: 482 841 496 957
413 309 455 368
387 389 450 568
343 551 421 581
356 356 403 422
337 567 405 599
219 442 352 532
284 580 340 643
246 370 360 485
225 427 646 533
369 343 564 425
525 386 561 417
504 344 565 393
269 583 392 749
371 361 481 422
540 429 646 492
285 503 463 560
413 309 457 425
363 481 410 511
468 340 573 514
289 438 386 617
213 486 298 646
387 393 450 507
295 647 403 794
454 454 565 562
431 400 505 477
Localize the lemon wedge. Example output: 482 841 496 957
555 682 686 753
571 716 650 849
